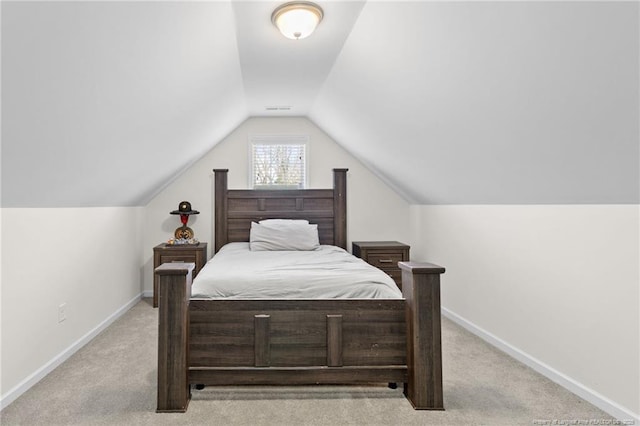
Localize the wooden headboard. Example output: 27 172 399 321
213 169 348 253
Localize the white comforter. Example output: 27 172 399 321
191 242 403 299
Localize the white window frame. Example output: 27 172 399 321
249 135 309 189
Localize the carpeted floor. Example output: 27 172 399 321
1 298 614 425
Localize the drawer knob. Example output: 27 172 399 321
378 259 394 264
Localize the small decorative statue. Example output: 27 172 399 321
169 201 200 244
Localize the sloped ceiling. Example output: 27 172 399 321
310 1 639 204
2 1 638 207
2 1 246 207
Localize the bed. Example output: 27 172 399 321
155 168 445 412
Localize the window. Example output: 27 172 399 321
250 135 308 189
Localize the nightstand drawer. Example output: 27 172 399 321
351 241 410 290
153 242 207 308
160 254 197 264
383 269 402 283
368 253 404 269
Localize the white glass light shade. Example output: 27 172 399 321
271 2 323 40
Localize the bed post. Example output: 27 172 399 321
214 169 229 253
399 261 446 410
156 262 194 413
333 168 348 249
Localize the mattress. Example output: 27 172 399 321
191 242 403 299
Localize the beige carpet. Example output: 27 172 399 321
1 299 614 425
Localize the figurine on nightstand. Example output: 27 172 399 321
168 201 200 245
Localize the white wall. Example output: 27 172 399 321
0 207 144 408
411 204 640 420
142 116 412 295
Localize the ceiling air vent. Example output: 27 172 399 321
265 105 292 111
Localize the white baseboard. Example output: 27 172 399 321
442 307 640 423
142 290 153 298
0 293 142 411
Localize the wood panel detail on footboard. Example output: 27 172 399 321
155 261 445 413
189 299 406 365
189 299 407 387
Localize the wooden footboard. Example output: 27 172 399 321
156 261 445 413
189 299 407 385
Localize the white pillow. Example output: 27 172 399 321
250 221 320 251
258 219 309 226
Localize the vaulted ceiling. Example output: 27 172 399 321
2 1 638 207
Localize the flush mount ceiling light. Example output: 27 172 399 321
271 1 324 40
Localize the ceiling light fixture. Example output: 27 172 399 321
271 1 324 40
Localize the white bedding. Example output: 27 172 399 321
191 242 403 299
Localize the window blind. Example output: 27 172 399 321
250 136 308 189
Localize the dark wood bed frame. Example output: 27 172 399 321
155 168 445 412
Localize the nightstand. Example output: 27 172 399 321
352 241 410 289
153 242 207 307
